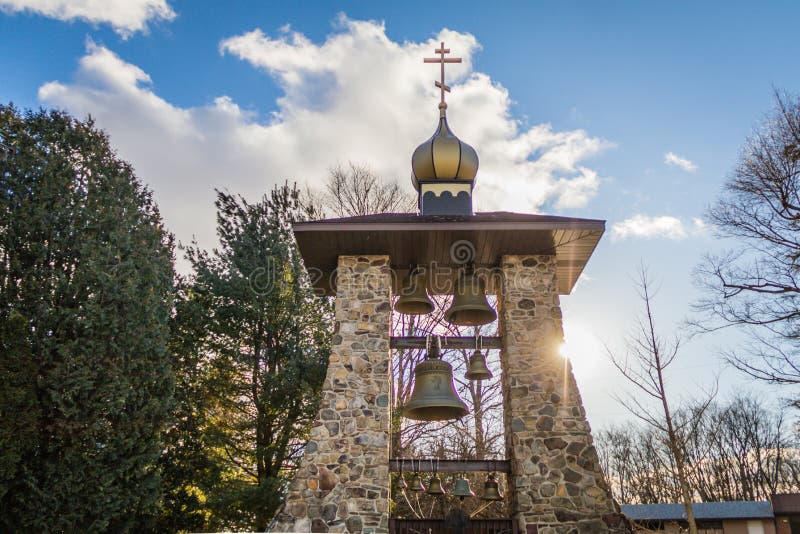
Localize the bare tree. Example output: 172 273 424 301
694 92 800 387
689 394 800 501
608 267 717 534
597 393 800 504
303 162 416 218
595 425 638 504
597 424 684 504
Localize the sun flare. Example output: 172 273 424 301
559 321 603 370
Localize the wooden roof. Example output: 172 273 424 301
292 211 604 295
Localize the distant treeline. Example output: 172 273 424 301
597 394 800 504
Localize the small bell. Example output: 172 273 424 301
394 267 434 316
465 349 493 381
426 475 446 495
394 474 408 493
408 473 426 492
444 268 496 326
481 473 503 501
402 338 468 421
452 477 475 498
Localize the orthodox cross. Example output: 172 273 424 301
424 42 462 108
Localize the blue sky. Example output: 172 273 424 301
2 0 798 427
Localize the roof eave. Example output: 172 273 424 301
293 219 606 233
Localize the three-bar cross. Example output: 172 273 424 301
424 41 462 107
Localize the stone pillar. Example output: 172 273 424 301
499 255 629 534
273 255 392 533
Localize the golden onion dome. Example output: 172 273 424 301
411 104 479 187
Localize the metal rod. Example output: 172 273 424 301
470 500 495 518
391 336 502 350
389 459 510 473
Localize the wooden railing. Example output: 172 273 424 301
389 518 517 534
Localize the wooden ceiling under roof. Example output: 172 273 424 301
292 212 605 296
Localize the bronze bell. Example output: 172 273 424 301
408 473 426 492
394 268 434 316
444 269 496 326
481 473 503 501
394 474 408 493
452 477 475 498
402 340 468 421
426 475 446 495
465 349 493 381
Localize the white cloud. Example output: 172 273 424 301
0 0 174 37
691 217 709 233
39 17 611 258
664 151 697 172
610 214 707 240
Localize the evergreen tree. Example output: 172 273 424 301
154 279 221 532
0 105 175 531
162 184 331 531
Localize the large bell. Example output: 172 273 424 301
481 473 503 501
394 268 434 316
464 349 493 381
452 477 475 498
408 473 426 492
394 474 408 493
426 475 446 495
402 340 468 421
444 269 496 326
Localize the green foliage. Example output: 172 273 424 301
153 281 221 533
160 184 332 531
0 105 175 532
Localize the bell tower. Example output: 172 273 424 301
272 42 630 534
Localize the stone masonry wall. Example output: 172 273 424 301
499 255 629 534
273 255 392 533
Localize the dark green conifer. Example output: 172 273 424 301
0 105 175 532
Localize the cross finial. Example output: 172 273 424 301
424 42 462 116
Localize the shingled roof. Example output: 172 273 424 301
621 501 775 522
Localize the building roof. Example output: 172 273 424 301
621 501 775 522
772 493 800 515
301 211 604 226
292 211 605 296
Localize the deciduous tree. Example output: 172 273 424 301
597 393 800 504
303 162 416 218
695 93 800 388
608 268 716 534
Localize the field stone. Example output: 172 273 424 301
500 255 630 533
270 256 391 534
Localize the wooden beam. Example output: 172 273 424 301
390 336 502 350
390 459 510 473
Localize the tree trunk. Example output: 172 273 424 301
661 381 698 534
